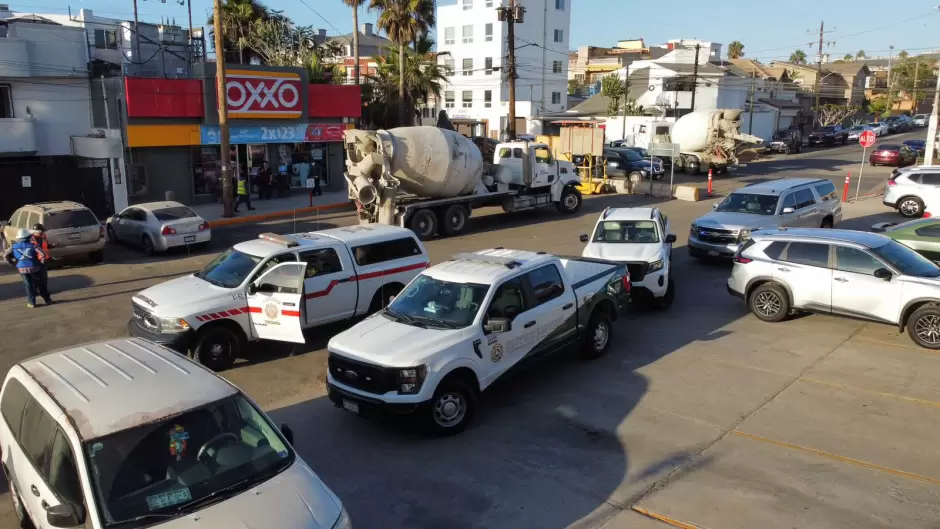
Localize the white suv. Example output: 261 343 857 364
727 228 940 349
883 165 940 217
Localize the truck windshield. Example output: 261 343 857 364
84 394 294 529
385 275 489 329
592 221 660 243
195 248 262 288
715 193 779 216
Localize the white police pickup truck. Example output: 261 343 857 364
128 226 429 370
325 248 631 435
580 207 676 309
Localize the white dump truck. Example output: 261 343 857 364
343 127 583 240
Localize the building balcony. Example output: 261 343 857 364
0 118 37 155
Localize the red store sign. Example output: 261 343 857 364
225 70 303 119
305 124 346 142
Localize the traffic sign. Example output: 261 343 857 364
859 130 876 148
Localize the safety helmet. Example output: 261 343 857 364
30 223 44 234
15 228 31 240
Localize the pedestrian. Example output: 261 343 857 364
29 223 52 300
3 228 52 308
233 171 255 213
258 162 272 200
311 161 323 197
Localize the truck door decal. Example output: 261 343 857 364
303 261 430 299
194 306 250 321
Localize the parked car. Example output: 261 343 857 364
903 139 927 158
580 206 677 309
604 148 665 181
913 114 928 127
107 201 211 255
807 125 848 146
0 338 351 529
871 217 940 262
869 144 917 167
846 125 872 142
883 165 940 217
868 122 890 136
727 228 940 349
128 227 429 370
688 178 842 258
325 249 631 434
767 129 802 154
883 116 912 134
620 145 669 166
1 201 105 263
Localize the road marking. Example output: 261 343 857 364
732 430 940 486
631 506 706 529
851 336 940 355
801 377 940 410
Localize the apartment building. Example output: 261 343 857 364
436 0 570 138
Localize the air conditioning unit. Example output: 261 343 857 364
158 25 183 44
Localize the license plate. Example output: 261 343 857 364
342 400 359 414
67 233 81 240
184 235 196 243
708 250 719 257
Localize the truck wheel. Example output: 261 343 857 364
409 209 437 240
581 308 612 359
193 326 240 371
907 305 940 350
557 187 582 214
440 204 469 236
653 279 675 310
425 377 477 435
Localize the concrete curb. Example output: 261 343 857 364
208 201 354 228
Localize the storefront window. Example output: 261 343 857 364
275 143 331 189
193 146 222 196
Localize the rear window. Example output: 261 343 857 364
353 237 423 266
813 181 837 201
44 209 99 230
152 206 197 222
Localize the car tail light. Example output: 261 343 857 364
161 226 177 235
621 273 631 294
887 180 897 186
98 225 104 239
925 211 933 218
198 222 209 231
733 255 753 264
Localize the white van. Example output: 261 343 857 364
0 338 350 529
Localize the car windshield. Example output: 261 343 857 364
715 193 779 215
773 131 791 140
195 248 262 288
871 240 940 278
629 147 650 157
44 209 99 230
385 274 489 329
592 220 660 243
84 394 293 529
153 207 197 222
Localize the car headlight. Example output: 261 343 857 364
158 317 191 334
648 259 664 273
398 365 428 394
332 507 352 529
738 229 751 243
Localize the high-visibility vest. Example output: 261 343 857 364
237 178 248 195
11 240 44 270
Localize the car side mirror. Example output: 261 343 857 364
665 234 677 244
280 423 294 445
579 234 589 243
874 268 892 281
712 202 719 210
781 207 795 215
247 282 258 295
484 317 511 333
47 503 84 528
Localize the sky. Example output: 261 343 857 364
12 0 940 62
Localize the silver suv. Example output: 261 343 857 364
883 165 940 218
689 178 842 258
2 201 106 262
727 228 940 349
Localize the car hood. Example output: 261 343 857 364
328 313 469 366
133 274 233 317
160 462 342 529
582 242 663 263
694 211 775 231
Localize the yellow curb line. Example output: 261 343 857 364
800 377 940 410
732 430 940 486
207 201 353 228
630 507 705 529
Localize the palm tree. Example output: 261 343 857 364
897 50 909 60
727 41 745 59
789 49 807 65
855 50 865 60
411 0 435 50
342 0 366 84
843 53 853 61
370 0 424 126
209 0 272 63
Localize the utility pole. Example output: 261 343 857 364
212 0 234 217
885 45 895 115
747 69 756 134
924 65 940 164
690 44 700 111
187 0 194 62
498 1 524 140
132 0 142 76
913 56 920 110
621 70 630 139
813 20 824 128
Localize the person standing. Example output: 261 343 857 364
310 160 324 197
29 223 51 301
233 171 255 213
258 162 273 200
4 229 52 308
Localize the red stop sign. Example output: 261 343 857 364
859 130 876 148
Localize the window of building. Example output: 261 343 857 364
462 91 473 108
352 237 422 266
553 29 564 43
445 91 455 108
444 27 455 45
551 92 561 104
485 23 493 42
462 25 473 44
484 90 492 108
485 57 493 75
663 75 696 91
462 58 473 76
463 0 472 10
555 0 565 9
552 60 562 74
94 29 118 49
443 56 455 76
0 84 12 118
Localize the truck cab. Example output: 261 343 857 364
493 141 578 190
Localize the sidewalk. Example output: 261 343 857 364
192 190 352 227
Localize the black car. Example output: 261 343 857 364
604 148 665 181
767 129 802 154
808 125 848 146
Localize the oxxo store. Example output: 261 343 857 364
122 63 362 205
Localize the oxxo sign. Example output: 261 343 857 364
225 70 303 119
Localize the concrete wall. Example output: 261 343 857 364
130 146 193 204
8 79 93 156
0 21 87 77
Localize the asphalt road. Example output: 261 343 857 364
0 138 937 529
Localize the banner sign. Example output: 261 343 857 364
200 124 346 145
225 70 303 119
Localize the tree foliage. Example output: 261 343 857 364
601 74 625 116
813 104 860 126
891 56 936 94
789 49 807 64
843 54 853 61
209 0 278 63
856 50 865 60
361 36 447 129
728 41 745 59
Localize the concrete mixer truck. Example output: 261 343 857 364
343 126 583 240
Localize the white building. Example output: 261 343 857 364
663 39 722 61
626 49 737 116
435 0 570 138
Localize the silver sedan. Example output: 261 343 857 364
106 201 211 255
